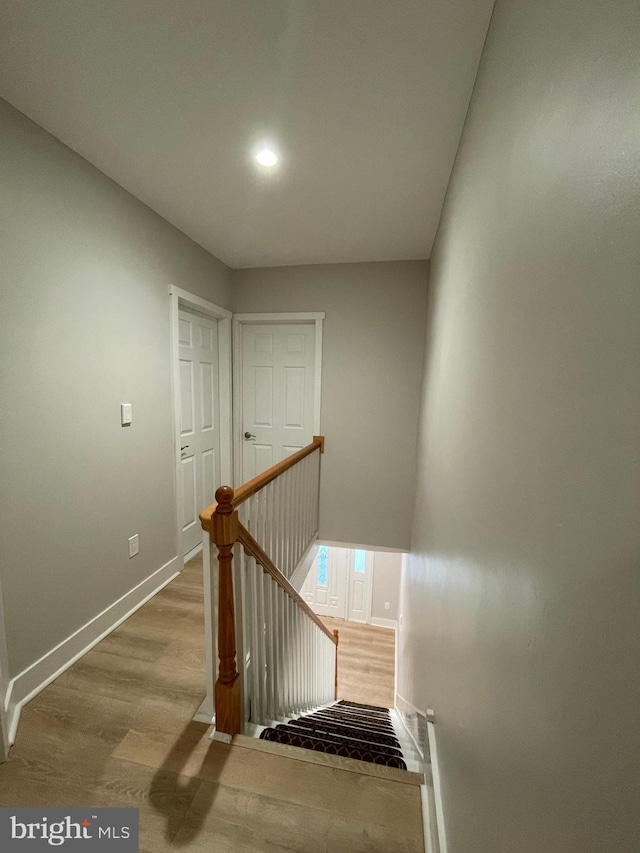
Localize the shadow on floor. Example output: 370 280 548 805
149 722 230 846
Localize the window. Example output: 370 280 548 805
354 549 366 574
317 546 328 586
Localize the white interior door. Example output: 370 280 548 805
347 548 373 623
301 545 348 619
241 323 316 481
178 308 221 557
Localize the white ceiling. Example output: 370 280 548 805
0 1 493 268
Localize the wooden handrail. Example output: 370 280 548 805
199 435 324 532
238 524 337 645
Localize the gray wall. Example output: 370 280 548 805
398 1 640 851
232 262 429 550
371 552 401 622
0 99 232 677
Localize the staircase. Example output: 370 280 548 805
259 700 408 769
198 438 408 778
198 439 425 848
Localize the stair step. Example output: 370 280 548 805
280 722 403 759
307 709 396 734
337 700 391 714
232 733 424 785
292 716 403 749
260 727 407 769
313 704 394 722
256 699 410 771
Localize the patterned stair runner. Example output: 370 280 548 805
259 700 407 769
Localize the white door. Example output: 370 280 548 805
178 309 221 557
347 548 373 623
301 545 348 619
241 323 316 481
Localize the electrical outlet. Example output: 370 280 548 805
384 601 390 610
128 534 139 558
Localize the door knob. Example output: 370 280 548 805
244 432 256 440
181 445 190 451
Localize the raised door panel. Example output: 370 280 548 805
180 360 195 437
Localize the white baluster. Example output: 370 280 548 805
306 456 312 550
323 638 331 702
281 473 287 571
284 467 292 576
276 587 286 720
308 621 313 712
302 612 308 712
314 451 320 535
245 555 257 723
263 574 274 722
298 460 305 565
320 632 325 706
276 474 284 572
304 617 310 712
299 459 306 563
295 606 302 714
312 452 318 536
291 604 297 715
236 545 250 727
304 455 311 550
256 558 266 724
314 627 319 707
292 463 300 572
284 593 290 718
326 635 331 705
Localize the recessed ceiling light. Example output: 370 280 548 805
255 148 278 167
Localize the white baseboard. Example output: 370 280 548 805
394 695 446 853
5 555 181 746
183 542 203 564
421 782 439 853
427 717 448 853
192 695 215 725
370 616 397 630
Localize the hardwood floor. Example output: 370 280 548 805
322 616 396 708
0 555 423 852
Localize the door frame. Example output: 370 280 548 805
169 285 233 562
232 313 324 487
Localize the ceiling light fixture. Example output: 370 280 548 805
255 148 278 167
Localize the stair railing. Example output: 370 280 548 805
199 436 338 738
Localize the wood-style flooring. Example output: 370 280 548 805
0 555 423 852
323 616 396 708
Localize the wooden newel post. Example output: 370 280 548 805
333 629 339 700
211 485 242 737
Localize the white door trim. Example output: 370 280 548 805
169 286 232 562
169 286 232 728
232 312 324 487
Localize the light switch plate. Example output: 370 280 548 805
128 534 139 558
121 403 132 426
